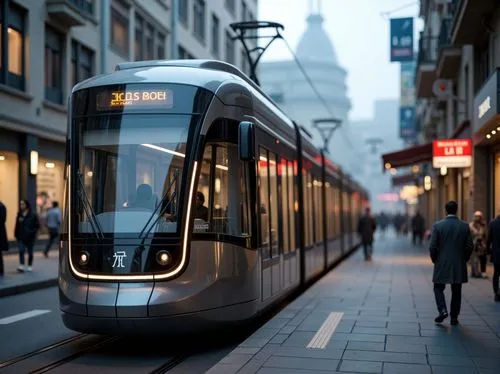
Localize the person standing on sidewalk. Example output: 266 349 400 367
429 201 473 325
469 211 488 278
486 214 500 302
357 207 377 261
411 211 425 246
14 200 40 272
43 201 61 257
0 200 8 277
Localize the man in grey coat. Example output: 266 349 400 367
429 201 473 325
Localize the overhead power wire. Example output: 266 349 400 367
380 1 418 19
280 36 355 150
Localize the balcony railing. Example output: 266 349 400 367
438 18 453 49
417 34 439 65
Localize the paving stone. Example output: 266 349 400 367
331 333 386 343
342 350 427 365
355 320 387 328
427 354 475 367
384 343 427 354
430 366 480 374
219 353 254 366
425 344 467 356
346 341 385 352
338 359 382 373
270 334 289 344
263 356 339 371
275 346 344 359
382 362 431 374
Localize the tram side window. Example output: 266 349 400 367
280 159 290 254
333 187 341 236
288 161 296 251
259 148 271 258
195 143 250 236
343 191 350 234
325 182 334 240
313 177 323 243
269 152 279 257
303 171 314 247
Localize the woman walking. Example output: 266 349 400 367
469 211 488 278
14 200 40 272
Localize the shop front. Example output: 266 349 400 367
0 129 65 243
473 67 500 219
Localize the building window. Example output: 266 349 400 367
135 14 165 61
193 0 205 42
135 15 143 60
0 150 19 241
241 1 247 21
157 32 165 59
45 25 64 104
225 30 235 64
178 45 195 59
70 0 94 15
111 6 129 57
211 13 219 57
179 0 188 26
240 49 248 75
71 40 94 87
225 0 235 15
36 159 64 239
0 1 26 91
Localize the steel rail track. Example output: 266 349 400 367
0 333 88 369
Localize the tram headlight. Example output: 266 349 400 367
79 251 90 266
156 250 171 266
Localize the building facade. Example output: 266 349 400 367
0 0 257 241
383 0 500 227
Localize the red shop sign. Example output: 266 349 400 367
432 139 472 168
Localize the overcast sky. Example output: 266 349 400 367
258 0 423 121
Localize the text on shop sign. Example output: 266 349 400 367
478 96 491 119
432 139 472 168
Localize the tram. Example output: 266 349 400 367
59 60 369 335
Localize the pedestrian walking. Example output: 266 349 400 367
429 201 473 325
411 210 425 246
0 200 8 277
43 201 61 257
486 214 500 302
469 211 488 278
14 199 40 272
357 207 377 261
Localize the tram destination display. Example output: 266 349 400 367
96 88 174 110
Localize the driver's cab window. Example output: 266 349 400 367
195 141 250 237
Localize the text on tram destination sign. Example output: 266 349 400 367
96 89 173 110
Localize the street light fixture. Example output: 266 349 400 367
312 118 342 153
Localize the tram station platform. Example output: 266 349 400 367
207 232 500 374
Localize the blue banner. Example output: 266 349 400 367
400 107 416 139
400 60 417 140
390 17 414 62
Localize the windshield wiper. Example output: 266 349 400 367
76 170 104 240
138 170 180 239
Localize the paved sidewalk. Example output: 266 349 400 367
0 250 59 297
207 232 500 373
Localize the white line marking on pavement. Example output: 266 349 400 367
0 309 51 325
306 312 344 349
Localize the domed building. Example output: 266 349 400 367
259 4 363 178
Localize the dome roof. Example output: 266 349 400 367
295 13 338 64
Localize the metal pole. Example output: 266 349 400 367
171 0 178 59
100 0 109 74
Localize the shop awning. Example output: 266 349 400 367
381 143 432 171
392 174 417 187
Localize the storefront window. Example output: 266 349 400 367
0 151 19 241
494 152 500 217
36 159 64 237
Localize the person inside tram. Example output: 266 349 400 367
195 191 209 221
129 184 156 211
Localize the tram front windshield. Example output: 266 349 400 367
71 84 212 237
